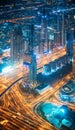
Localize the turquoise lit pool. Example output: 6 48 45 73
35 102 74 129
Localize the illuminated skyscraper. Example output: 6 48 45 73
30 54 37 87
23 25 37 88
10 25 23 64
73 41 75 79
23 52 37 88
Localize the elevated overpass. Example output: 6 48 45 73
23 46 67 87
37 46 66 69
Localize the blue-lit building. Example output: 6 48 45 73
0 0 75 86
21 0 75 88
23 52 37 88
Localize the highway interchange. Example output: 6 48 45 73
0 0 75 129
0 47 74 130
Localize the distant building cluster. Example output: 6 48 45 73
0 0 75 88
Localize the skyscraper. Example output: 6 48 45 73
23 52 37 88
10 25 23 65
23 25 37 88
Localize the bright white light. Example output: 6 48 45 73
36 54 40 59
35 25 41 28
60 109 65 113
49 50 52 54
58 46 63 49
56 66 59 70
2 66 13 74
51 69 55 73
71 58 73 62
3 48 10 52
42 72 51 76
47 27 55 31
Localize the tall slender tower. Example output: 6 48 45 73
23 25 37 88
30 53 37 87
11 25 23 65
23 52 37 88
72 41 75 80
38 8 48 54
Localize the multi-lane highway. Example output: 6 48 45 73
0 46 66 95
0 71 73 130
0 46 73 130
37 47 66 68
0 81 58 130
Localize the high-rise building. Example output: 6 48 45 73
23 25 37 88
23 52 37 88
22 0 75 88
72 42 75 79
10 25 23 64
